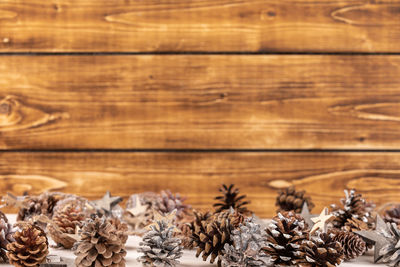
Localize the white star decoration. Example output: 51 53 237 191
89 191 122 214
310 207 335 234
126 195 148 217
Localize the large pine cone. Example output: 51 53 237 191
74 216 127 267
0 212 15 262
214 184 251 215
329 229 366 260
263 211 309 266
276 186 314 213
191 210 240 266
330 189 375 230
155 190 192 220
48 202 86 249
17 192 67 221
383 204 400 225
297 232 344 267
6 223 49 267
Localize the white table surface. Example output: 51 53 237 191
3 215 382 267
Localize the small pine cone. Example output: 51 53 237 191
74 216 127 267
378 222 400 267
0 212 15 262
155 190 192 220
297 232 344 267
48 202 86 249
6 223 49 267
275 186 314 213
383 204 400 225
263 211 309 266
108 218 129 245
329 229 366 260
191 210 237 266
214 184 251 215
17 192 68 221
138 220 183 267
330 189 374 230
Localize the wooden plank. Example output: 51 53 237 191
1 152 400 217
1 0 400 52
1 55 400 149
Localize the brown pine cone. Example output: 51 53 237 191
17 192 68 221
176 211 212 250
48 202 86 249
155 190 192 220
329 229 366 260
383 204 400 225
214 184 251 215
6 223 49 267
330 189 375 230
297 232 344 267
212 208 245 229
74 215 127 267
191 210 237 266
0 212 15 262
263 211 309 266
276 186 314 213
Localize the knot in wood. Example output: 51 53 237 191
0 102 11 115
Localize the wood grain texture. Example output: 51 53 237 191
1 55 400 149
1 0 400 52
1 152 400 217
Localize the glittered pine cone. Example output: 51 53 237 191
330 189 375 230
155 190 192 220
48 202 86 249
297 232 344 267
6 223 49 267
378 222 400 267
74 215 127 267
329 229 366 261
214 184 251 215
0 212 15 262
275 186 314 214
263 211 309 266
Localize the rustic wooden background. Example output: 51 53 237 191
1 0 400 217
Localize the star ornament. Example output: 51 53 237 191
89 191 122 215
146 209 179 232
300 202 315 229
126 195 148 217
355 215 391 263
310 207 335 234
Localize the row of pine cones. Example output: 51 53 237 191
1 184 400 267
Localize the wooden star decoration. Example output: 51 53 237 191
310 207 335 234
2 192 28 209
89 191 122 215
146 209 178 232
126 195 148 216
300 202 315 229
355 215 391 263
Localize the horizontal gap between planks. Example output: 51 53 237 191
2 149 400 153
1 52 400 56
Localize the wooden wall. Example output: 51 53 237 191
1 0 400 217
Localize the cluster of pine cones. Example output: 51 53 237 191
1 191 129 267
